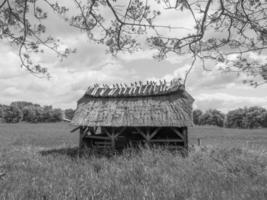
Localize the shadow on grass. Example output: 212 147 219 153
39 147 80 158
39 145 188 159
39 147 123 158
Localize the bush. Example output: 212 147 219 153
50 108 63 122
1 101 65 123
199 109 225 127
2 105 23 123
10 101 34 110
193 109 203 125
64 109 75 120
22 105 46 123
226 107 267 128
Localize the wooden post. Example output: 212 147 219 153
111 128 116 150
182 127 188 157
145 128 150 146
183 127 188 151
135 127 150 145
79 127 83 149
79 126 89 149
197 138 201 146
103 127 126 150
135 127 160 147
78 126 85 156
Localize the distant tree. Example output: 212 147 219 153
226 107 267 128
193 109 203 125
0 104 3 118
10 101 33 110
226 108 246 128
2 106 23 123
200 109 225 127
242 107 267 129
35 106 44 122
22 105 39 123
50 109 63 122
263 112 267 128
64 109 75 120
0 102 65 123
42 106 53 122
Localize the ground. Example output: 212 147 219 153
0 123 267 200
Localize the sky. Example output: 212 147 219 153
1 0 267 112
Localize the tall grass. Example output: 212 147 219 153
0 146 266 200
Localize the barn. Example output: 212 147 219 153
71 79 194 151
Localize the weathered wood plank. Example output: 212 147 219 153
182 127 188 151
70 126 80 133
150 139 183 143
85 135 111 140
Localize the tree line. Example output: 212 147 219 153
0 101 74 123
193 106 267 129
1 101 267 129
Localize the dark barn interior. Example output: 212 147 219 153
79 126 188 150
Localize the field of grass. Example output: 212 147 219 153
0 123 267 200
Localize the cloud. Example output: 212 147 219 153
195 93 267 112
0 43 138 108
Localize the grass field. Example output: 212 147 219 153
1 122 266 149
0 123 267 200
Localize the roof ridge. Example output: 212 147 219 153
85 78 184 97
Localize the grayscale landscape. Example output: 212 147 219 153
0 0 267 199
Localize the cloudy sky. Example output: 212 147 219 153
1 0 267 112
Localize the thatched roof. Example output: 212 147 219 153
71 79 194 127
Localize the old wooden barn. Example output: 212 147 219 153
71 79 194 151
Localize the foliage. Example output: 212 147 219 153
50 108 63 122
194 106 267 128
0 0 267 84
1 105 23 123
10 101 35 110
194 109 225 127
0 104 3 118
193 109 203 125
22 105 42 123
226 106 267 129
1 101 64 123
64 108 75 120
199 109 225 127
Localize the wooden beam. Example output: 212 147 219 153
115 127 127 138
70 126 80 133
182 127 188 151
135 127 149 140
94 141 112 145
150 139 183 143
149 128 160 140
79 127 85 149
62 118 71 122
85 135 111 140
111 128 116 149
86 127 97 135
102 127 119 150
171 128 185 140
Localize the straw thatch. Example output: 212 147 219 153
71 79 194 127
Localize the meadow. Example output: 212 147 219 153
0 123 267 200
